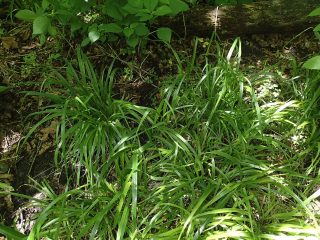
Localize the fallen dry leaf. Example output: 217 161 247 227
22 43 40 50
20 28 32 41
1 36 19 50
39 120 58 141
0 173 13 180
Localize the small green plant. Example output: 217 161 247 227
84 0 189 47
47 52 61 64
0 85 10 94
15 0 190 48
22 48 150 185
303 6 320 70
21 52 37 77
15 0 57 45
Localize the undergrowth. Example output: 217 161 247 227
1 38 320 239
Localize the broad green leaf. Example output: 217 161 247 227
41 0 50 10
48 25 57 36
55 10 70 25
303 55 320 70
169 0 189 15
99 23 122 33
81 37 91 47
126 36 139 47
144 0 158 11
156 27 172 42
128 0 143 8
0 86 9 93
88 30 100 43
136 12 153 21
70 19 82 33
33 15 51 35
35 7 45 16
130 22 139 29
314 23 320 32
154 5 172 16
39 34 46 45
309 7 320 16
122 4 140 14
104 3 123 20
123 27 134 38
15 9 36 21
134 23 149 36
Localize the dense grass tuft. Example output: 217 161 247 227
6 39 320 239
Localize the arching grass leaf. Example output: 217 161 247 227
303 55 320 70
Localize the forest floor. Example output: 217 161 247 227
0 17 320 235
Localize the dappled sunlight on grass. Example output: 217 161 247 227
1 38 319 239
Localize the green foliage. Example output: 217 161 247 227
304 7 320 69
15 1 56 45
303 55 320 70
308 7 320 40
21 52 37 77
156 27 172 42
208 0 252 5
0 85 9 94
0 224 26 240
23 49 148 185
15 40 320 239
309 6 320 17
15 0 190 48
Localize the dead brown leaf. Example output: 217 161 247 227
22 43 40 50
0 173 13 181
39 120 57 141
1 37 19 50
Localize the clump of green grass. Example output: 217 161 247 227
1 38 320 239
